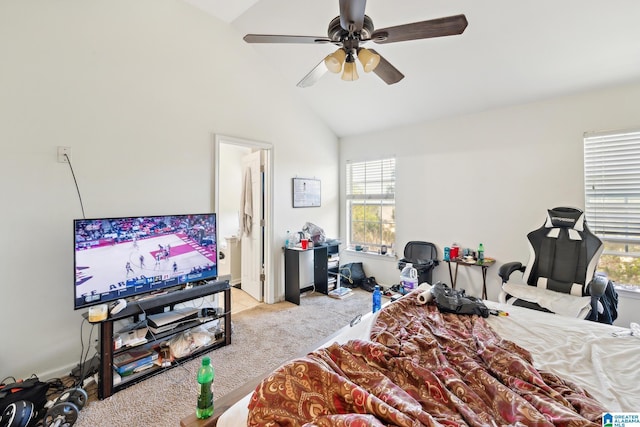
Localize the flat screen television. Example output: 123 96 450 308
74 213 218 310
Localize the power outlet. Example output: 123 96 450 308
57 146 71 163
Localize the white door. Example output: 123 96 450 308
240 150 263 302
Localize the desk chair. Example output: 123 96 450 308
398 241 438 285
498 207 614 322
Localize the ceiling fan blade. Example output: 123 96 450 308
369 49 404 85
371 14 468 44
339 0 367 32
244 34 331 44
297 60 328 88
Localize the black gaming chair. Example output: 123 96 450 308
498 207 610 321
397 241 439 285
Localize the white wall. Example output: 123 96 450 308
340 81 640 327
0 0 339 380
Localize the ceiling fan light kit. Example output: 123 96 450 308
243 0 468 87
325 47 379 80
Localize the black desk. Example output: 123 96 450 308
445 258 495 299
284 243 339 304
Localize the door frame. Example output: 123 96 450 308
213 134 274 304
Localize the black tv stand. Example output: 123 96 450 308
90 280 231 399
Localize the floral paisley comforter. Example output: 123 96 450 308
247 294 605 426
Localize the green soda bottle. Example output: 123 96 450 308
196 356 214 419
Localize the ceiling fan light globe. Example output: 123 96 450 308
324 49 346 73
341 61 359 81
324 56 343 73
358 48 380 72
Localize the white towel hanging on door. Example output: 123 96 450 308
240 166 253 236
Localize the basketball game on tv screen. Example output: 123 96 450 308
74 213 218 310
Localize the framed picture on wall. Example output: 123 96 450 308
292 177 321 208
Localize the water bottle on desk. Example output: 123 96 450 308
478 243 485 263
372 285 382 313
196 356 215 419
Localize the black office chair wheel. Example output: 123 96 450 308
42 402 79 427
54 387 88 411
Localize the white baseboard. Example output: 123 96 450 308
38 361 79 382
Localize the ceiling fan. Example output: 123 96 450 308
243 0 468 87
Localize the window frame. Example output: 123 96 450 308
345 158 396 253
584 128 640 289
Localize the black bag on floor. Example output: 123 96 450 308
430 282 489 318
360 277 379 292
339 262 366 288
0 376 50 421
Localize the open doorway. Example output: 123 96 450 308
214 134 273 308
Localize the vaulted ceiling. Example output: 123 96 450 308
183 0 640 137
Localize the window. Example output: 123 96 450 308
346 158 395 253
584 128 640 289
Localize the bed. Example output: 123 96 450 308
184 286 640 427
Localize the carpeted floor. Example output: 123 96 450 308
73 287 372 427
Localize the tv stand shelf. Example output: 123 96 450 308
92 280 231 399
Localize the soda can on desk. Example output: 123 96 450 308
444 247 450 261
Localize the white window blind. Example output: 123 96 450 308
346 158 396 200
584 129 640 243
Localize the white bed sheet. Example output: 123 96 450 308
486 301 640 412
217 300 640 427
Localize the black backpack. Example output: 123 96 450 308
339 262 366 288
430 282 489 318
